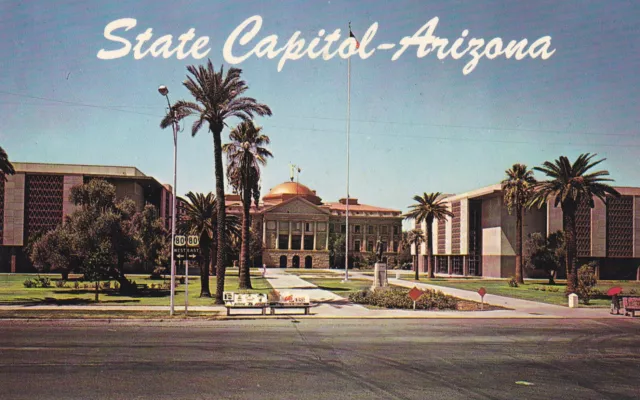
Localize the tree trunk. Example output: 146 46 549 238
199 249 211 297
61 270 69 281
95 281 99 302
562 202 578 295
239 185 253 289
414 241 419 281
210 242 216 275
427 218 435 279
213 126 227 304
549 270 556 285
515 207 524 284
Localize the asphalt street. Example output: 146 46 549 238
0 318 639 399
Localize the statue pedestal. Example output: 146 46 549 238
371 263 388 290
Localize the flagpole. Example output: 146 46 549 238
344 35 351 283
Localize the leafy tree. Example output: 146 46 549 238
30 227 78 280
0 146 15 181
502 163 536 284
524 231 565 284
223 121 273 289
404 193 453 279
161 60 272 304
406 229 425 280
328 233 346 269
576 264 597 304
529 154 620 294
132 204 169 272
397 231 413 268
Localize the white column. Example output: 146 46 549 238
276 220 280 249
262 218 267 245
288 221 292 250
325 221 329 249
313 221 317 250
301 221 305 251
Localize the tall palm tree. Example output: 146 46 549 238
529 154 619 294
502 163 537 284
406 228 425 281
223 121 273 289
404 193 454 279
161 60 272 304
0 146 15 181
178 192 242 297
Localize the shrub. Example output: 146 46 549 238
507 277 518 288
101 281 111 290
114 282 120 290
74 281 80 289
36 277 51 288
179 277 186 284
55 280 67 288
150 267 166 280
23 279 35 288
576 265 597 304
348 287 457 310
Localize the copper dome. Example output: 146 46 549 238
263 181 322 204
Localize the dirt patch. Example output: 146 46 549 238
456 300 509 311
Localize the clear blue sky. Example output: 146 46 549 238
1 0 639 222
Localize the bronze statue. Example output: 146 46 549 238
375 239 385 263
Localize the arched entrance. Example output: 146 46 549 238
304 256 312 269
279 255 287 268
292 255 300 268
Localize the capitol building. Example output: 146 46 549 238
225 181 403 269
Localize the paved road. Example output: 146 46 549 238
0 319 639 399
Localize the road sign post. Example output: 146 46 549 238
173 235 200 316
478 287 487 311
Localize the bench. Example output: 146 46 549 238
270 293 311 315
223 292 268 316
622 296 640 317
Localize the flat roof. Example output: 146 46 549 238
13 162 146 177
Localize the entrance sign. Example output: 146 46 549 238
278 292 310 305
224 292 268 306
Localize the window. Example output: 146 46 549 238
367 241 374 252
354 240 361 252
293 222 301 231
368 225 374 234
329 223 335 233
393 226 399 235
382 226 388 234
393 242 399 252
291 235 302 250
382 242 387 253
278 235 288 250
304 235 314 250
354 225 361 233
305 222 312 232
341 224 346 234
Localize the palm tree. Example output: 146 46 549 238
404 193 454 279
161 60 272 304
406 229 425 280
501 164 537 284
0 146 15 181
178 192 242 297
178 192 215 297
529 154 620 294
223 121 273 289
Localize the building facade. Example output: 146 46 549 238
225 181 403 269
411 184 640 280
0 163 174 273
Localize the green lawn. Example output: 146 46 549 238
408 279 640 307
303 277 373 296
0 272 272 306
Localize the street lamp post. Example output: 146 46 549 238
159 85 178 316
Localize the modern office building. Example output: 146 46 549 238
225 180 403 269
411 183 640 280
0 162 174 273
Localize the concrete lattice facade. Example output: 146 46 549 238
0 163 174 273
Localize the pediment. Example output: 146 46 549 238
264 197 330 216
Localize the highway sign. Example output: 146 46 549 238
187 235 199 247
174 235 186 247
